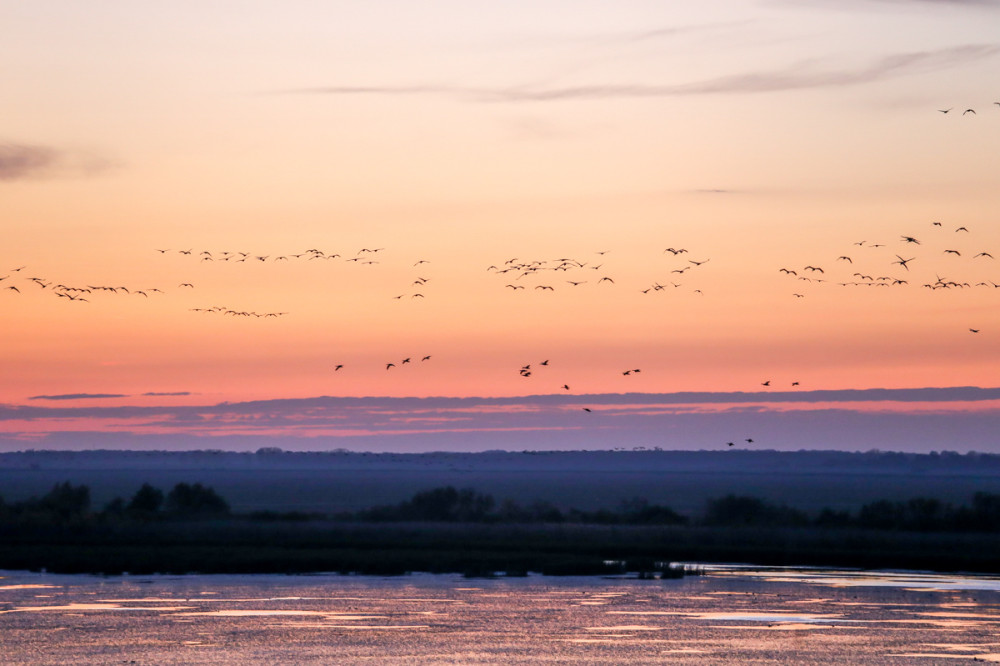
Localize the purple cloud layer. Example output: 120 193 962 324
2 387 999 453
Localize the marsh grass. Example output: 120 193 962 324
3 521 1000 576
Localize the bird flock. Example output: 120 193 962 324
487 248 711 297
0 266 168 304
778 221 997 314
5 210 997 447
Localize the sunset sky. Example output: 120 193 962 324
3 1 999 451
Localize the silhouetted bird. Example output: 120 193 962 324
893 256 915 270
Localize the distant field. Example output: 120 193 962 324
3 467 1000 516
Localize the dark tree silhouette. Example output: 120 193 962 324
127 483 165 520
165 483 230 518
40 482 90 522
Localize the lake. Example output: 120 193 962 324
3 565 1000 664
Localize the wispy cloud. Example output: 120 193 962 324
142 392 192 397
0 143 59 180
281 44 1000 103
0 142 113 181
790 0 1000 8
27 393 130 401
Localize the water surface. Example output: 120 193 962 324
3 566 1000 664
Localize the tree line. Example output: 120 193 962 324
0 481 229 525
5 482 1000 533
343 487 1000 533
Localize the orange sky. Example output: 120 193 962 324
3 2 1000 427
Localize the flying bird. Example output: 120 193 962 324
893 256 914 270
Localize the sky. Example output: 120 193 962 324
2 0 999 452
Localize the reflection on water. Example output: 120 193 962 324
4 566 1000 664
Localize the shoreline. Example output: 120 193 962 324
4 521 1000 577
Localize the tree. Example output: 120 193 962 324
127 483 164 520
165 483 230 518
40 482 90 521
703 494 807 527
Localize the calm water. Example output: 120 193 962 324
3 566 1000 664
